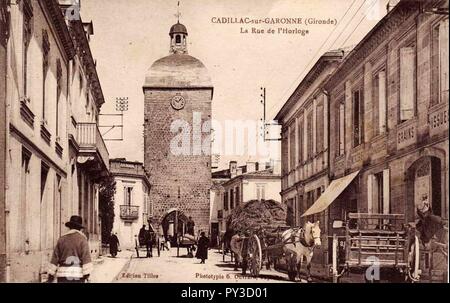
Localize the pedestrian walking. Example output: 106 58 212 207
47 215 93 283
196 231 209 264
109 232 120 258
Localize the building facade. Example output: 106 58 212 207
110 159 151 249
214 161 281 234
326 0 448 282
3 0 108 282
143 22 213 235
0 0 9 283
275 50 346 265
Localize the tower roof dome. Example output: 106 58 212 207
143 54 212 89
170 22 188 36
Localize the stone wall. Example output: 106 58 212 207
144 89 212 234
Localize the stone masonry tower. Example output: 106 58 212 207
143 21 213 235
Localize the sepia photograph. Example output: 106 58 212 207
0 0 448 287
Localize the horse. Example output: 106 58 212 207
281 221 322 282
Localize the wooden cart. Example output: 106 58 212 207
236 226 291 278
176 234 197 257
330 213 421 283
134 232 160 258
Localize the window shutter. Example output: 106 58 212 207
378 71 387 133
383 169 390 214
339 103 345 155
399 47 415 121
439 19 449 103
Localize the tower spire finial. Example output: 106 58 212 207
175 1 181 23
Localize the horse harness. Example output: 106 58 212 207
285 227 317 249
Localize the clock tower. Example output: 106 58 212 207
143 21 213 235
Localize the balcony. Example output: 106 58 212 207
120 205 139 221
76 122 109 175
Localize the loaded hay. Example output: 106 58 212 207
226 199 287 234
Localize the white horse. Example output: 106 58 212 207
282 221 322 282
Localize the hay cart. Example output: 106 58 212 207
134 231 161 258
236 226 292 278
330 213 421 283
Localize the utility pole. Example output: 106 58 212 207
260 87 281 142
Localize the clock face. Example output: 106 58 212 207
171 95 186 110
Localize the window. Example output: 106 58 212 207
316 103 324 153
432 19 449 106
368 170 390 215
338 102 345 155
176 34 181 44
235 186 240 206
40 163 49 203
22 1 33 97
289 127 296 170
230 189 234 209
306 111 313 159
373 69 387 135
352 89 364 146
399 46 415 121
223 192 229 211
42 30 50 121
124 187 133 205
256 184 266 201
298 117 303 164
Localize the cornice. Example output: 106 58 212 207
39 0 75 60
69 19 105 108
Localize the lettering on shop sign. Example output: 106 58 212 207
397 123 416 150
429 105 448 137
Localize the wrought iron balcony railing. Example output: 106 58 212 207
76 122 109 170
120 205 139 221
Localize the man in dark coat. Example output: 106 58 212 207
109 232 120 258
47 215 92 283
196 232 209 264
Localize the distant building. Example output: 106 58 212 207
110 159 151 249
212 161 281 234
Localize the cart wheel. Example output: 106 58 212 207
248 234 262 277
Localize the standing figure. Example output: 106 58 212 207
109 232 120 258
186 216 195 236
196 232 209 264
47 216 93 283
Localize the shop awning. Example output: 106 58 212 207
301 170 360 217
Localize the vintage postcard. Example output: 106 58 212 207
0 0 448 286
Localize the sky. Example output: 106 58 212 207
81 0 390 169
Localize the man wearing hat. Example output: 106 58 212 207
47 215 93 283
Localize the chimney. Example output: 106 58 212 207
272 160 282 175
246 161 256 173
229 161 237 178
386 0 400 13
236 167 243 176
